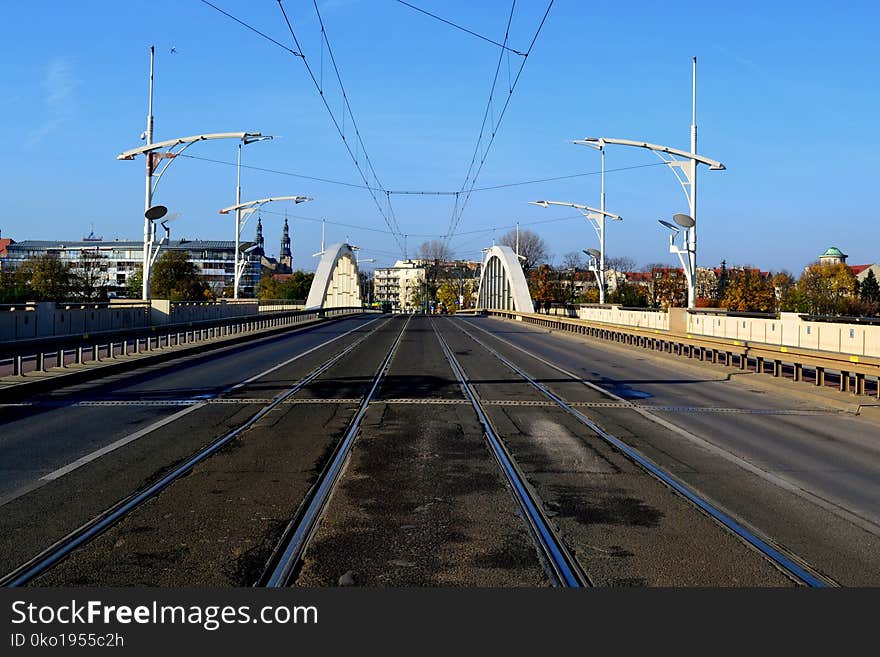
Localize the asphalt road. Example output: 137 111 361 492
0 314 381 502
458 315 880 585
0 314 383 575
2 312 877 586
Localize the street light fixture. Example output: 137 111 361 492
219 196 313 298
658 213 697 305
529 200 621 303
573 58 725 308
117 47 270 300
231 135 275 298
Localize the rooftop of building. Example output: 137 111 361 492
821 246 847 257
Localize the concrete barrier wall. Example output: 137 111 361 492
686 311 880 358
149 300 259 325
1 302 151 341
558 304 880 359
576 305 670 331
1 299 260 341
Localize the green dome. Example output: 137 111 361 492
821 246 846 257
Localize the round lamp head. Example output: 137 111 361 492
145 205 168 220
673 213 695 228
585 248 601 258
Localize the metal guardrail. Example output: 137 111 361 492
474 309 880 399
1 307 371 379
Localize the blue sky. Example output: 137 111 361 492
2 1 878 273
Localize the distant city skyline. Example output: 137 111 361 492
1 1 878 273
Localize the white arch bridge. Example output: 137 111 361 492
476 245 534 312
305 243 363 309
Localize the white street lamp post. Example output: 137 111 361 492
233 136 274 299
117 48 268 300
529 200 621 304
219 196 313 298
574 58 725 308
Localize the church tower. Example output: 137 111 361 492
280 216 292 272
253 217 265 257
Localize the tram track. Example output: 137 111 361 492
1 316 392 588
260 315 412 587
432 320 590 588
450 317 835 587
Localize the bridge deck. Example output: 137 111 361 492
2 313 878 586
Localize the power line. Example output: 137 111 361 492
177 153 665 196
198 0 302 57
202 1 406 253
308 1 403 234
275 0 405 252
467 162 667 192
452 1 515 227
177 154 380 191
445 0 555 243
395 0 526 56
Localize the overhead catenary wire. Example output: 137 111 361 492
395 0 526 56
177 153 666 196
272 0 405 252
199 0 302 57
445 1 555 243
200 1 399 242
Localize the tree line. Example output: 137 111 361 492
0 252 316 303
485 227 880 317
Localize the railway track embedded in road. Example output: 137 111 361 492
451 317 835 588
0 316 391 588
432 320 591 588
260 315 412 587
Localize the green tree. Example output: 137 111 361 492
150 251 211 301
16 255 75 301
125 267 144 299
257 272 279 300
650 268 687 309
607 280 649 307
277 271 315 300
437 281 458 313
796 262 857 315
722 270 776 312
860 269 879 303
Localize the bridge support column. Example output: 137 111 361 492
855 373 865 395
793 363 803 382
815 367 825 386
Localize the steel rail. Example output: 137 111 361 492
262 315 412 587
1 316 391 588
453 317 834 588
431 320 590 588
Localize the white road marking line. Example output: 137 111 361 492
40 404 205 481
35 316 381 485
